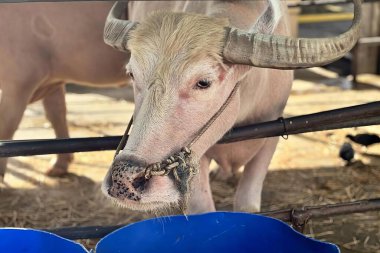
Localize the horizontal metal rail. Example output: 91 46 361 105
221 101 380 143
288 0 380 7
45 198 380 239
358 36 380 46
0 0 378 5
261 198 380 232
0 101 379 157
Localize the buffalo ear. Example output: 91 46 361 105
250 0 282 34
219 62 251 85
217 63 229 83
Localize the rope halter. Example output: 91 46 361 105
113 82 240 185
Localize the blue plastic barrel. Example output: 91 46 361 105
96 212 340 253
0 228 87 253
0 212 340 253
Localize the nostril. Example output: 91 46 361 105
132 176 148 191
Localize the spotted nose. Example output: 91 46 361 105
106 159 149 201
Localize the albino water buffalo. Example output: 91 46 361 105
0 2 127 180
102 0 361 213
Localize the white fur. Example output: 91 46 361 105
250 0 282 34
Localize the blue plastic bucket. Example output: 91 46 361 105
0 228 86 253
96 212 340 253
0 212 340 253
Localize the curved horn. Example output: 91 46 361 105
223 0 362 69
104 1 138 51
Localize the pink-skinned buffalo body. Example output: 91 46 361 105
101 0 361 213
0 2 128 179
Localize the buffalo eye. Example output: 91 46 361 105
127 72 134 80
195 79 212 89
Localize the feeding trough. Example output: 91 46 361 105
0 212 339 253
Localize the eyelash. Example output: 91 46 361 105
195 79 212 89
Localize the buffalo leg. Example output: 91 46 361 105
187 156 215 213
0 86 31 181
233 137 279 212
42 84 73 177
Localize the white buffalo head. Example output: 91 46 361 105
102 1 361 212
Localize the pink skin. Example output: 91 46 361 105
102 55 251 210
0 2 126 180
102 0 293 213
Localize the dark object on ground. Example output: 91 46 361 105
346 133 380 147
339 142 355 163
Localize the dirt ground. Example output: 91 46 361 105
0 68 379 253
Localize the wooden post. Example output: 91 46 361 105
288 0 301 36
354 1 380 74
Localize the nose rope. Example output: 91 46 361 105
188 82 241 149
114 116 133 159
144 147 195 181
113 82 240 182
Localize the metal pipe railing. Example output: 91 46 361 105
0 0 378 5
288 0 379 7
45 198 380 239
0 102 379 157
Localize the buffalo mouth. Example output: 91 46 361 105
102 148 199 211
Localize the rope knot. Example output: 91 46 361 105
144 147 194 182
